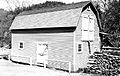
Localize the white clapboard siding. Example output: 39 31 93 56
11 32 74 69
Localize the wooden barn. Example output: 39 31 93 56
10 1 101 71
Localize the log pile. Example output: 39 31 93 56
84 51 120 75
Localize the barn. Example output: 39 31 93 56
10 1 101 72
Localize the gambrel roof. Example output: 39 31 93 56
10 1 101 30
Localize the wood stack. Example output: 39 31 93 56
84 51 120 75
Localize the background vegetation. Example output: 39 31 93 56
96 0 120 47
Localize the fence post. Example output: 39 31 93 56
69 62 71 73
44 59 47 68
8 54 10 61
8 49 11 61
30 57 32 66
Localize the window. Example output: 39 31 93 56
78 44 82 52
77 42 83 53
87 6 90 11
19 42 24 49
81 14 94 41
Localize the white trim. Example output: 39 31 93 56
76 42 83 53
73 31 76 71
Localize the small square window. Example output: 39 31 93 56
78 44 82 52
77 43 83 53
19 42 24 49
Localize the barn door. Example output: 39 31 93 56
36 42 48 64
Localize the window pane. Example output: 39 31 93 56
78 44 82 52
20 42 23 48
20 45 23 48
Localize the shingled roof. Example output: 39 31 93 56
10 1 99 30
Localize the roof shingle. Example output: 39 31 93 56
10 1 90 29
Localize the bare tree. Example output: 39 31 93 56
95 0 120 47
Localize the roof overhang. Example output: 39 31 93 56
11 26 76 33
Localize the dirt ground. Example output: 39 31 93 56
0 59 93 76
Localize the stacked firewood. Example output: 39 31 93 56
84 51 120 75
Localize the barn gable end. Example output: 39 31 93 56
73 3 100 70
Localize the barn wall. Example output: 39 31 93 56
74 8 100 70
11 32 74 70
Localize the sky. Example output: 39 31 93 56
0 0 89 10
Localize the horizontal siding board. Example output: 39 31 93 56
11 27 76 33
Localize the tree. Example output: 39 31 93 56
95 0 120 47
